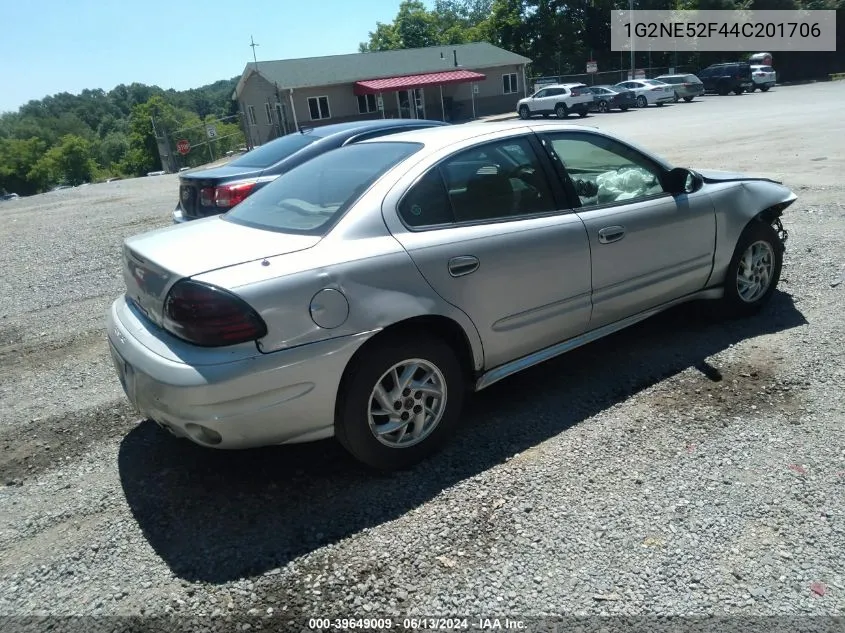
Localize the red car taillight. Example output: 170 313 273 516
162 279 268 347
215 182 257 208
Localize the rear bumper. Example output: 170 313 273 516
106 295 376 449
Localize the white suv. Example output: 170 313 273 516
750 65 776 92
516 83 593 119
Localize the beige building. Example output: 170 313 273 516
233 42 532 147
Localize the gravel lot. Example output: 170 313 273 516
1 83 844 629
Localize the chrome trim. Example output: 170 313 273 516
474 287 724 391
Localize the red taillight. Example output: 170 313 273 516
571 89 581 96
162 279 267 347
215 181 257 208
200 187 214 206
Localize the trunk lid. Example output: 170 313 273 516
122 217 320 327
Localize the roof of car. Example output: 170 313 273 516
359 120 595 150
303 119 449 138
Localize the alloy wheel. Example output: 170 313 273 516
367 358 447 448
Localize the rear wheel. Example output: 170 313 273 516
555 103 569 118
683 96 694 102
578 108 588 118
657 101 665 107
718 84 730 96
761 85 771 92
518 105 530 119
636 95 647 108
598 100 609 113
734 87 744 95
335 334 465 471
720 221 783 318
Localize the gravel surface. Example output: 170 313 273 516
1 83 844 629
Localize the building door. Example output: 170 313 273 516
397 89 426 119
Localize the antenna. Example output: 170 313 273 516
250 35 260 69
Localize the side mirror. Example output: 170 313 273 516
663 167 702 195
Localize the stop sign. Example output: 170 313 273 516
176 139 191 155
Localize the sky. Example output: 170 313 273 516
0 0 416 113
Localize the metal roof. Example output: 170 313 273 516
353 69 486 96
234 42 531 98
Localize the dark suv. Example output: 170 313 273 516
696 62 753 96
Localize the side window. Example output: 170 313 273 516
544 133 666 207
441 137 557 223
533 89 548 99
398 170 454 228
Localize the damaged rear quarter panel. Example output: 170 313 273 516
191 233 485 370
704 179 797 287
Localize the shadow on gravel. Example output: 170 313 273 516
118 291 806 583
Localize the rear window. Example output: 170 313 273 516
223 142 423 235
227 133 319 169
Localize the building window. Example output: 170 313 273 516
308 96 331 120
264 103 273 125
503 73 518 94
247 105 257 125
357 94 377 114
275 103 285 131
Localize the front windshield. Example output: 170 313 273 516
223 141 423 235
227 133 319 168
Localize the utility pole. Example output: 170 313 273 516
250 35 260 70
629 0 635 79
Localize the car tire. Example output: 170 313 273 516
718 84 730 96
518 105 530 119
598 100 609 113
719 221 783 318
555 103 569 118
620 105 629 112
761 85 771 92
636 95 647 108
683 96 694 102
578 108 588 118
673 93 680 103
335 334 466 471
734 87 744 95
657 101 665 107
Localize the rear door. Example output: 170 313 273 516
385 133 593 370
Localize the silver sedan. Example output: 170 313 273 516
107 121 796 470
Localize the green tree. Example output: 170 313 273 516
0 137 48 195
31 134 99 187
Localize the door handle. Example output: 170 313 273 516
448 255 479 277
598 226 626 244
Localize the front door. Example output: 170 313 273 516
397 89 426 119
539 130 717 328
388 134 593 369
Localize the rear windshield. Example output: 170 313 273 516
659 76 682 84
223 142 423 235
227 133 319 168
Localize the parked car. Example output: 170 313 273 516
0 193 20 201
613 79 675 108
107 121 796 471
172 119 449 223
749 65 777 91
654 74 705 102
697 62 754 95
516 83 593 119
587 85 636 112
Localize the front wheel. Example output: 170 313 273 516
555 104 569 118
734 87 744 95
518 105 530 119
577 108 588 118
636 95 647 108
598 100 609 113
683 96 694 102
720 221 783 318
335 334 465 470
761 85 771 92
